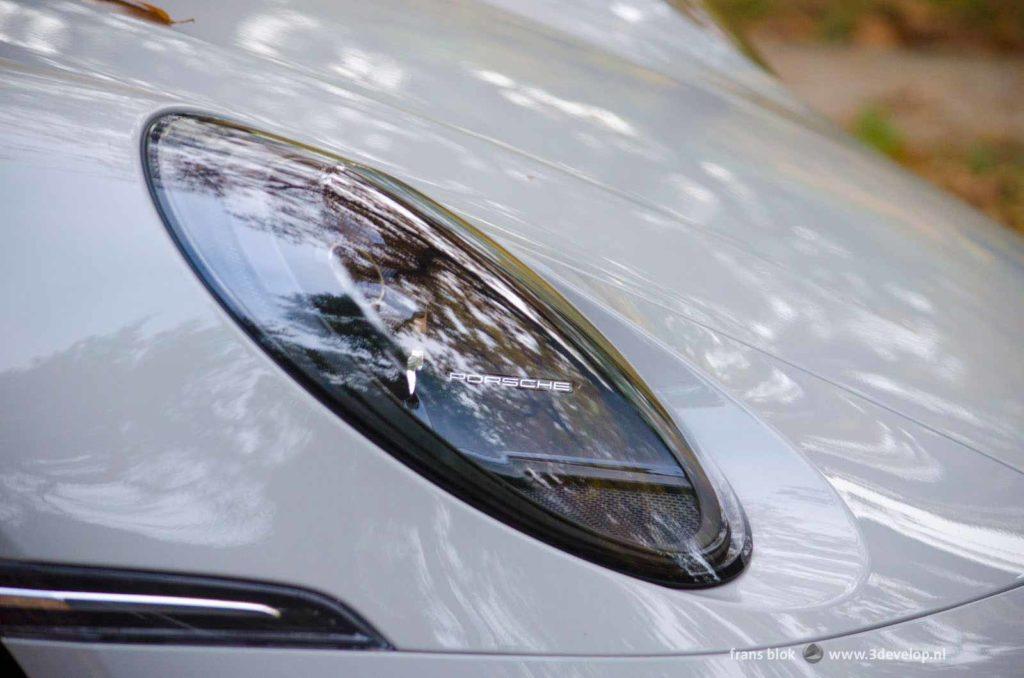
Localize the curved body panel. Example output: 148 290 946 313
0 0 1022 666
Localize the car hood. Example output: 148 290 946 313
2 0 1024 656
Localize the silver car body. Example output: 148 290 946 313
1 0 1023 674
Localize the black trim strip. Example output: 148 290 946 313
0 561 390 650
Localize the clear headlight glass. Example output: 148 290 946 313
145 114 750 586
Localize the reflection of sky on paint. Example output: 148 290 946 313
473 69 636 137
237 9 405 93
611 3 644 24
0 0 65 55
235 10 320 58
831 476 1024 575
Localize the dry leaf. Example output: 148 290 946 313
99 0 194 26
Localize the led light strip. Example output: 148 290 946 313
0 586 281 618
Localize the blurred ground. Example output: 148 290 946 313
703 0 1024 232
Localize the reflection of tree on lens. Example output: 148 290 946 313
155 117 711 555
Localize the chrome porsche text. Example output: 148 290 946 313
448 371 573 393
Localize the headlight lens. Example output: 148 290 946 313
145 114 749 586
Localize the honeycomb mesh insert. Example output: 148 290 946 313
519 477 701 551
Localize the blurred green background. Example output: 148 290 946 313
704 0 1024 232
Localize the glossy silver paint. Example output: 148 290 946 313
0 0 1022 673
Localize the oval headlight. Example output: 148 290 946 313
144 114 750 587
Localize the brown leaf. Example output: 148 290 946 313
98 0 194 26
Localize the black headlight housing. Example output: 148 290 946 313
144 113 750 587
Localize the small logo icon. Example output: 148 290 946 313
803 643 824 664
448 371 572 393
